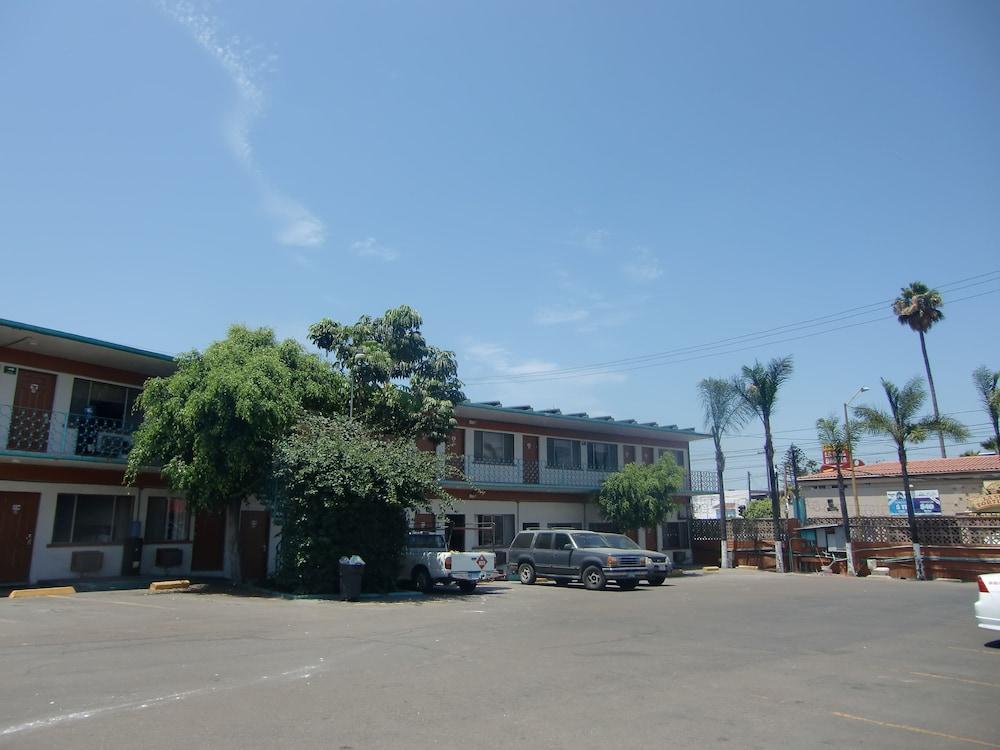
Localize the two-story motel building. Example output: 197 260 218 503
0 319 714 586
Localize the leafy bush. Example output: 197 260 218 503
271 414 445 593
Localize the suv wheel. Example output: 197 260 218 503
582 565 607 591
647 575 666 586
518 563 536 585
618 579 639 591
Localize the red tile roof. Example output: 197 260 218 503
799 454 1000 482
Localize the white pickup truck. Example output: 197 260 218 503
400 532 497 594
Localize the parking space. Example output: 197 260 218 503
1 572 997 749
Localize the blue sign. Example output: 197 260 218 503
887 490 941 515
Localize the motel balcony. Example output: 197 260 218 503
0 404 136 463
442 455 719 494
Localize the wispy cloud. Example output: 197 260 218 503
582 229 609 253
351 237 399 262
461 340 626 417
622 246 663 282
158 1 326 248
534 305 590 326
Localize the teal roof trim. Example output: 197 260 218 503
460 401 711 439
0 319 175 362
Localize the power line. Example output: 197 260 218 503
463 273 1000 386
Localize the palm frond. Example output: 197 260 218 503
697 377 748 435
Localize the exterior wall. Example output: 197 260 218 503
801 474 998 517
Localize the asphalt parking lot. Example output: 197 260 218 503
1 571 997 749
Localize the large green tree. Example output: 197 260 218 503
307 305 464 442
893 282 947 457
596 455 684 533
271 414 447 593
697 376 748 566
972 366 1000 457
126 325 343 581
732 356 794 571
853 377 969 580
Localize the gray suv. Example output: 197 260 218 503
507 529 649 590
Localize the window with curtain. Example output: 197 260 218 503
476 514 515 547
547 438 581 469
145 497 190 542
52 494 133 544
474 431 514 464
587 442 619 471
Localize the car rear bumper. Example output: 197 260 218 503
974 600 1000 631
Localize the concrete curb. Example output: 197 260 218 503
149 580 191 592
9 586 76 599
242 584 424 601
702 566 721 572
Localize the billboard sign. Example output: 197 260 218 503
887 490 941 516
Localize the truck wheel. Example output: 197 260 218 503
457 580 477 594
618 579 639 591
517 563 536 585
582 566 606 591
414 567 433 593
647 576 666 586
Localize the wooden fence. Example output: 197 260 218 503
690 515 1000 580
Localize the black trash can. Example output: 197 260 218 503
339 556 365 601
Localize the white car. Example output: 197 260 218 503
974 574 1000 632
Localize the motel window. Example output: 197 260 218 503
662 521 689 549
474 431 514 464
547 438 581 469
587 442 618 472
547 522 582 529
477 514 515 548
52 494 133 544
69 378 142 428
145 497 190 542
657 448 686 469
522 522 540 530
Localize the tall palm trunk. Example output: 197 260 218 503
919 330 946 458
762 413 785 572
897 446 925 581
833 460 856 574
713 433 729 567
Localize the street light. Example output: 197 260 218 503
843 386 868 518
839 386 868 578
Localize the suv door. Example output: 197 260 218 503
549 532 574 576
532 532 554 574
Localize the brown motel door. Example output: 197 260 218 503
7 369 57 452
0 493 40 583
522 435 539 483
239 511 270 582
191 511 226 571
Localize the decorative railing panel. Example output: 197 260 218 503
444 455 717 492
690 518 777 541
804 516 1000 546
0 404 135 462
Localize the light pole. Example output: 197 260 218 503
843 386 868 518
841 386 867 577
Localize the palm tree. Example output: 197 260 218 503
733 355 794 572
972 366 1000 457
698 377 749 567
853 377 969 580
893 282 947 457
815 415 857 574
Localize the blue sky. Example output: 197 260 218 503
2 1 999 490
